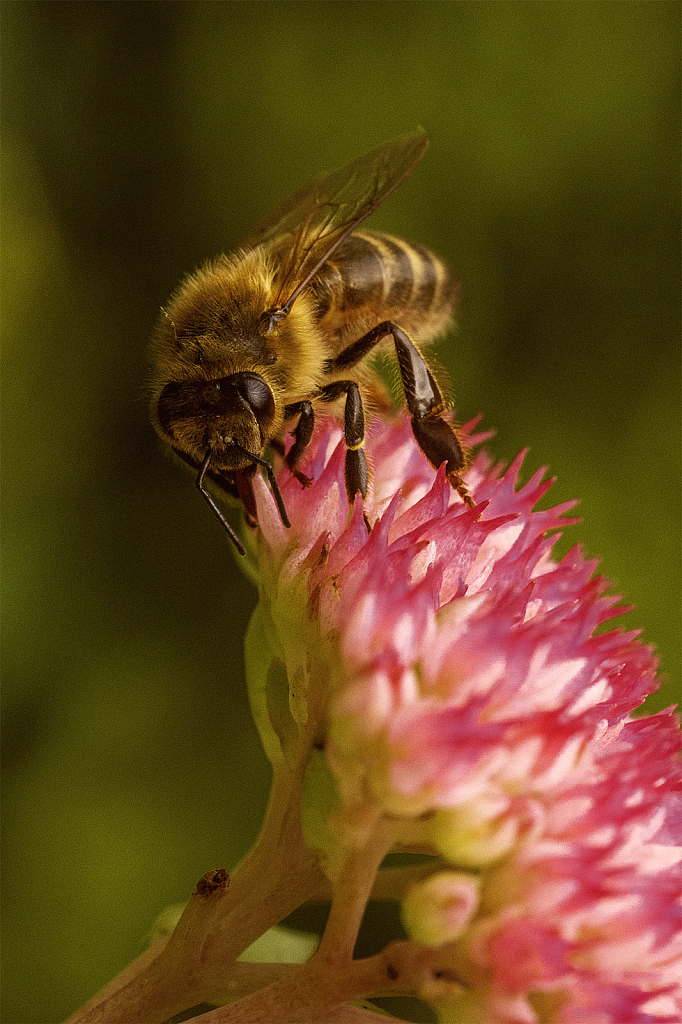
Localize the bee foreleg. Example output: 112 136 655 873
283 400 315 486
317 380 369 504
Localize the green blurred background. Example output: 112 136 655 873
2 3 679 1021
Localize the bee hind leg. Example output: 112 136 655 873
410 414 474 508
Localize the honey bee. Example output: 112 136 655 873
151 131 472 555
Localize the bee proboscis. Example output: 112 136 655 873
151 131 472 555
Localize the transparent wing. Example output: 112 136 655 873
241 131 429 312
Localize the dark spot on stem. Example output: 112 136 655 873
193 867 229 898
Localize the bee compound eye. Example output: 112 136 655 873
236 372 275 423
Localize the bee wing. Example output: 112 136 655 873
242 131 429 311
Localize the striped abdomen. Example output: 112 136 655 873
311 230 458 348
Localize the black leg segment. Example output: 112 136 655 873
411 414 472 504
283 400 315 486
391 324 445 419
317 379 368 503
344 447 368 503
328 320 445 417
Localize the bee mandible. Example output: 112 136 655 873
150 131 472 555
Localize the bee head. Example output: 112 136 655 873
156 371 277 471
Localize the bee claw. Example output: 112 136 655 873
447 472 475 508
294 470 313 488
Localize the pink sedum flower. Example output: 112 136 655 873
246 415 681 1024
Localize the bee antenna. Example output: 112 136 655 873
263 463 291 529
229 442 291 530
161 306 178 342
196 449 247 556
260 308 288 333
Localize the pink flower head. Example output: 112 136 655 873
247 414 681 1024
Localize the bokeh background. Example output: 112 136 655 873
2 3 679 1022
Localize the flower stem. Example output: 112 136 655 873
317 821 400 964
183 820 406 1023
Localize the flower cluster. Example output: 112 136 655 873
247 415 681 1024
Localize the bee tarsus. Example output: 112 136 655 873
344 448 369 508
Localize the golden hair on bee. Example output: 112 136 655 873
152 247 324 420
150 131 473 554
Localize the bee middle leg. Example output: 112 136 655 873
327 321 474 507
316 380 369 506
